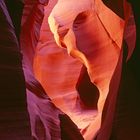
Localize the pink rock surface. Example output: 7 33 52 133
21 1 83 139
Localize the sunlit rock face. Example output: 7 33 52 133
21 0 136 140
33 0 85 129
47 0 125 139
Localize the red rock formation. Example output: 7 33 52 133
1 0 138 139
48 0 125 139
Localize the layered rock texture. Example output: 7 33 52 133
0 0 139 140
